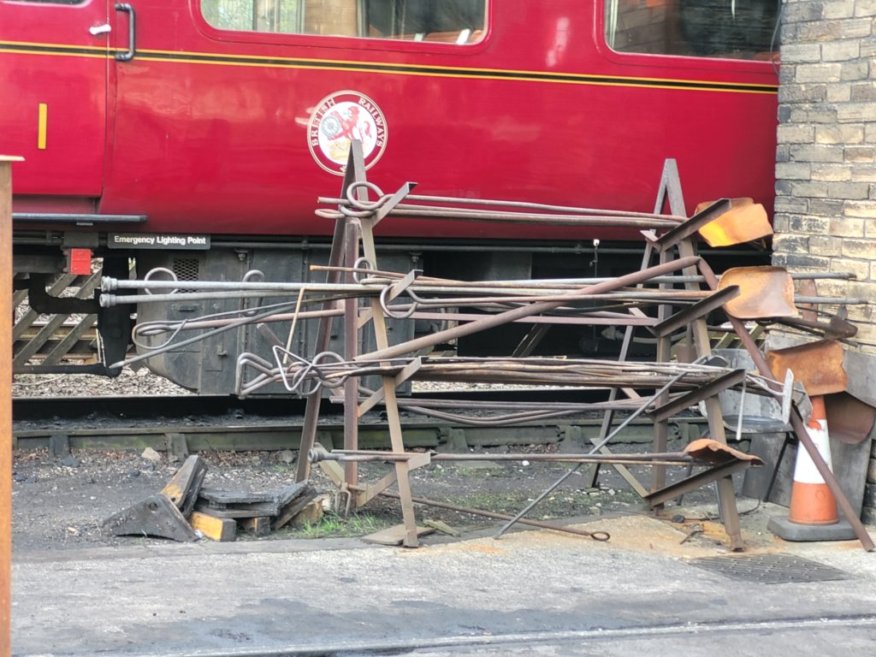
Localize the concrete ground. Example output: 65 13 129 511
11 503 876 657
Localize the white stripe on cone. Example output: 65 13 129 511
794 419 833 485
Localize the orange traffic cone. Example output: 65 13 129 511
768 395 854 541
787 396 838 525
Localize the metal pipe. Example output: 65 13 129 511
325 267 853 288
101 277 383 293
100 289 362 307
315 448 693 465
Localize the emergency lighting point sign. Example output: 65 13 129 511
108 233 211 249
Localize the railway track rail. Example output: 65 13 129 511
11 392 707 454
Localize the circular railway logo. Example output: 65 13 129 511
307 91 388 175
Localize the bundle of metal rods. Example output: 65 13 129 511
315 187 688 228
99 270 717 308
107 256 714 369
235 352 765 398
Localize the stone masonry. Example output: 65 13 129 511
772 1 876 522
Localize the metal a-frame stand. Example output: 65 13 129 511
295 142 422 546
580 161 744 547
645 160 744 550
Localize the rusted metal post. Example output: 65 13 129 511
295 143 364 484
1 155 23 657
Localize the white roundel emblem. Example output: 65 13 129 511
308 91 388 175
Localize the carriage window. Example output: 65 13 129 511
201 0 486 44
604 0 779 60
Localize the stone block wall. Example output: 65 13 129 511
773 0 876 523
773 0 876 344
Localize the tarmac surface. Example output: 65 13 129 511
11 503 876 657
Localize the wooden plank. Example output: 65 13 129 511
190 511 237 541
2 157 24 657
194 503 279 519
240 517 271 537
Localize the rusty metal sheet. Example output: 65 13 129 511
766 339 848 396
684 438 764 465
825 392 876 445
718 266 798 319
695 197 773 247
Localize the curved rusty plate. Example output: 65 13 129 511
718 266 798 319
825 392 876 445
685 438 763 465
696 198 773 247
766 340 847 397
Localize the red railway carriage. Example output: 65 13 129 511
1 0 780 391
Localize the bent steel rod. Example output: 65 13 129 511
134 307 345 336
111 297 311 369
359 256 701 361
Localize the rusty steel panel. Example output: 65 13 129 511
718 266 797 319
767 339 848 397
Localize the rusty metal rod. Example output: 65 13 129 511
373 192 688 221
318 206 679 229
377 491 611 541
319 193 686 223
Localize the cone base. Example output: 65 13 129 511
768 515 856 542
788 482 838 525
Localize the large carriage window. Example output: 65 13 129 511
605 0 779 60
201 0 486 44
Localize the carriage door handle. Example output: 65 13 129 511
114 3 136 62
